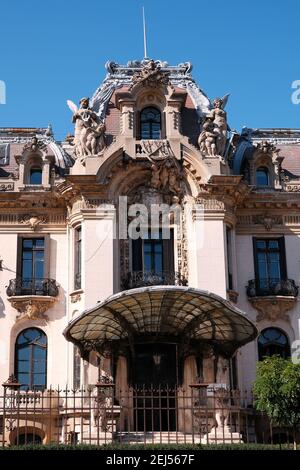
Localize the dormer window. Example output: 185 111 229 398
256 167 269 186
29 167 42 185
140 107 161 140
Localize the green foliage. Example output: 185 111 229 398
253 356 300 429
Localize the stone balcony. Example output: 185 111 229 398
6 277 59 321
246 278 298 322
121 270 188 290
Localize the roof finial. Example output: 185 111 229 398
142 6 148 59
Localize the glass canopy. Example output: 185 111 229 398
64 286 257 357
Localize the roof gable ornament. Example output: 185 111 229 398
129 59 171 91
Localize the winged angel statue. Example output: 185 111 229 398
198 94 229 157
67 97 106 162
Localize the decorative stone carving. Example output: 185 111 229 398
130 59 170 90
198 117 217 157
199 95 229 157
196 198 225 211
228 290 239 304
149 159 182 195
70 293 82 303
136 139 174 161
8 296 56 321
67 97 106 162
252 213 283 230
23 136 47 154
18 214 48 230
0 183 14 191
249 297 296 323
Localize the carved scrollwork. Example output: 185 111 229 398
18 214 48 230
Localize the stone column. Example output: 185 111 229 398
187 203 227 297
81 205 116 309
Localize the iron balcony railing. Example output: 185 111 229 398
6 277 59 297
122 270 188 290
247 278 299 298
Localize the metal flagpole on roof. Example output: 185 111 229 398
143 6 148 59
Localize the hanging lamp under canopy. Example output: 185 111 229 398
64 286 257 358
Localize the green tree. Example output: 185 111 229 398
253 356 300 450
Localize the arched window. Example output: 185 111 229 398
140 107 161 140
258 327 290 361
29 167 42 185
256 167 269 186
15 433 42 446
15 328 47 391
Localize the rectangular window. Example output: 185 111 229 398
253 237 287 294
73 346 81 390
132 229 174 274
226 226 233 290
74 227 82 290
21 238 45 294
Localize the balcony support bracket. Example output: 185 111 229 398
249 296 296 323
8 295 56 321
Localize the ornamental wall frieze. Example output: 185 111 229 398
0 213 66 226
236 213 300 232
195 198 225 211
252 214 283 231
0 197 65 209
285 184 300 192
0 183 14 191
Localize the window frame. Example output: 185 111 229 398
253 237 287 293
139 107 162 140
29 167 43 185
256 166 270 187
74 226 82 290
258 327 290 361
15 328 47 391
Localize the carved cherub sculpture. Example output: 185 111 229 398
198 118 217 157
209 95 229 157
67 97 106 162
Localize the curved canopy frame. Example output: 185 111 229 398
64 286 257 358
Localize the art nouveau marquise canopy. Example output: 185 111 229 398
64 286 257 358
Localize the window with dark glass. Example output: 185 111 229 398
140 107 161 140
132 229 174 275
73 346 81 390
253 238 286 294
256 167 269 186
15 328 47 391
258 328 290 361
226 226 233 290
74 227 82 289
29 168 42 185
21 238 45 294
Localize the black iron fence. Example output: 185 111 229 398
247 278 298 298
6 278 59 297
0 383 298 447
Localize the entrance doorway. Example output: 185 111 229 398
133 343 177 432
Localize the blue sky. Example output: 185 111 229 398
0 0 299 140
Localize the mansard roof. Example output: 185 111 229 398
233 127 300 179
0 127 73 176
90 59 211 119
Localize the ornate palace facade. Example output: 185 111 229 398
0 59 299 445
